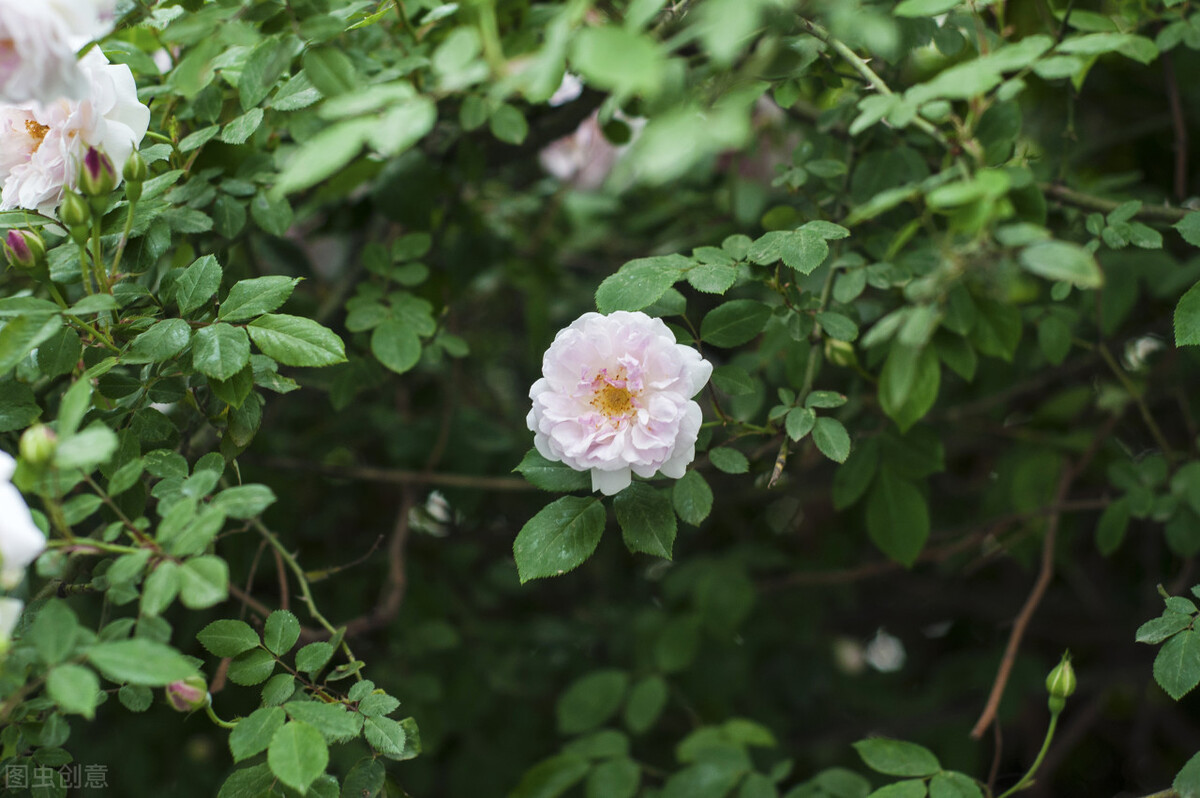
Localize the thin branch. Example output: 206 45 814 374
251 456 532 491
796 17 949 148
969 467 1073 739
1163 52 1189 202
1041 183 1190 224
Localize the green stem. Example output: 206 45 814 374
204 698 238 730
797 17 948 148
90 218 109 293
996 710 1060 798
75 240 93 294
1097 342 1175 465
67 314 120 351
109 198 137 279
252 519 362 678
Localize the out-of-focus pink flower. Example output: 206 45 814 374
0 48 148 214
0 0 117 103
527 311 712 496
0 451 43 589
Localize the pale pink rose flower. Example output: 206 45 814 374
0 451 44 589
0 47 148 214
527 311 713 496
0 0 117 102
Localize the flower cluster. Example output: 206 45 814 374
0 48 148 214
0 0 116 103
0 451 43 589
528 311 712 495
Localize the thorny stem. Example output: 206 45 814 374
796 17 949 149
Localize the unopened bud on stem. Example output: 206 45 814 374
19 424 56 465
166 676 208 713
2 230 45 270
80 147 117 207
1045 652 1076 713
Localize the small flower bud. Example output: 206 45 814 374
1046 652 1076 713
825 338 859 369
123 149 147 185
165 676 208 713
19 424 56 465
2 230 45 270
59 190 90 229
79 147 117 199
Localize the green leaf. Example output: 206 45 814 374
571 26 664 97
510 754 590 798
869 780 929 798
1175 213 1200 247
816 312 859 342
0 313 62 376
1135 612 1193 645
341 758 385 798
1175 279 1200 346
212 485 277 519
303 47 358 96
230 649 277 686
1154 629 1200 700
853 738 941 777
88 639 197 686
929 772 983 798
614 482 677 559
221 108 265 145
515 449 591 492
248 314 346 367
1095 497 1131 556
879 346 940 433
894 0 961 16
786 407 816 441
595 255 688 313
46 664 100 719
175 255 223 315
866 470 930 567
54 423 118 471
231 706 286 763
285 701 364 743
1175 751 1200 798
124 319 192 364
624 675 668 734
193 323 251 381
780 230 829 274
711 365 755 395
701 300 772 347
709 446 749 473
370 318 422 374
179 555 230 609
672 470 713 526
686 261 738 294
363 714 407 757
557 670 630 734
197 619 260 658
141 561 180 617
295 641 335 676
220 277 301 322
277 117 373 194
371 96 437 156
813 417 851 463
269 720 329 794
490 103 528 145
1019 241 1103 288
264 611 301 656
513 496 606 583
587 758 641 798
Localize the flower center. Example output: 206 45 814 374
24 120 49 153
592 383 635 418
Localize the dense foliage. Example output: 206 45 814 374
1 0 1200 796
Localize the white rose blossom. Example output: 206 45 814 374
0 597 22 652
0 451 43 589
527 311 713 496
0 0 117 103
0 47 148 214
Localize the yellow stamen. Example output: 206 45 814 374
591 383 635 418
24 120 49 153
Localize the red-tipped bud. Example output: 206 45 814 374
80 147 117 199
2 230 45 270
165 676 208 713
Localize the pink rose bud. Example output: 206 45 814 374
165 676 208 713
2 230 45 270
80 147 117 199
